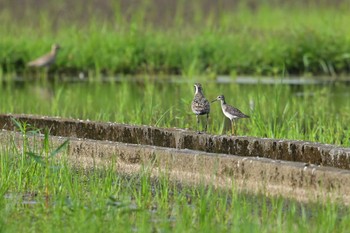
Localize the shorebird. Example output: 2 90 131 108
191 83 210 133
27 44 61 68
211 95 249 135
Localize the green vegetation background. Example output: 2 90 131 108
1 0 350 76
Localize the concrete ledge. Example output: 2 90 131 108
1 130 350 205
1 114 350 169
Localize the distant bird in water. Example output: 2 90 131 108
191 83 210 133
211 95 249 135
27 44 61 68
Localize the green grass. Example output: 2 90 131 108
1 2 350 76
1 127 349 233
1 2 350 231
1 80 349 147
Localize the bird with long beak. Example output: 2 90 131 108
211 95 249 135
27 44 61 68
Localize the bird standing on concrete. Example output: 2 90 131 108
211 95 249 135
191 83 210 133
27 44 61 68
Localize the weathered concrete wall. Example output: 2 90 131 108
1 130 350 205
1 114 350 169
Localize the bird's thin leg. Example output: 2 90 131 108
231 120 235 136
196 115 200 133
205 113 209 132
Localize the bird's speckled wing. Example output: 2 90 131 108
224 104 249 118
192 94 210 115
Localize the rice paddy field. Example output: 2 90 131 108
1 0 350 232
0 79 350 232
1 135 349 233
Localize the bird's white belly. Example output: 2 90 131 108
222 109 236 121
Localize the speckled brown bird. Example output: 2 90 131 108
27 44 60 68
212 95 249 135
191 83 210 133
